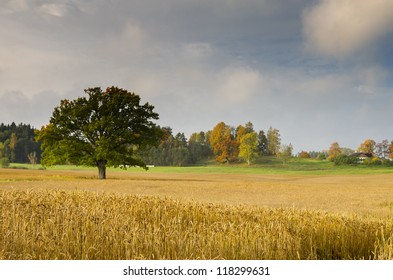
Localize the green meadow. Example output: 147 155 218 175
9 157 393 176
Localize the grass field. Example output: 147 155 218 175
1 161 393 259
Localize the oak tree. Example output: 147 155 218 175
36 86 163 179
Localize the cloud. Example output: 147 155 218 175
1 0 28 14
39 3 69 17
181 42 213 60
215 67 263 105
0 90 62 127
1 0 392 153
303 0 393 58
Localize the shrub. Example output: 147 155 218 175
0 157 10 168
372 157 382 165
332 154 357 166
382 159 393 166
317 153 327 160
298 151 311 159
364 157 382 166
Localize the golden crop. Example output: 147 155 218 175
1 189 393 260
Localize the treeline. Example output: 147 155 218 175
325 139 393 166
0 123 41 166
138 121 289 166
0 121 286 167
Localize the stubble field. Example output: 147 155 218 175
1 167 393 259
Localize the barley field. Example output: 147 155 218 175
1 168 393 259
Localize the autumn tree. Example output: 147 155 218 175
36 86 163 179
9 132 17 162
298 151 311 158
238 132 258 165
328 142 342 161
209 122 237 163
235 125 247 143
357 139 376 154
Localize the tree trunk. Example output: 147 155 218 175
97 161 106 179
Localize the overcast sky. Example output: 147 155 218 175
1 0 393 152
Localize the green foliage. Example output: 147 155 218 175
0 157 10 168
266 127 281 156
363 157 382 166
0 123 41 163
382 159 393 166
332 154 358 166
257 130 268 155
317 153 327 160
188 131 212 164
278 144 293 164
36 86 163 179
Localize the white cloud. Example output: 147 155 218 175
39 3 69 17
303 0 393 58
215 67 263 104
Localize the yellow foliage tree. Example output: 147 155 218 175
239 132 258 165
357 139 375 154
328 142 341 161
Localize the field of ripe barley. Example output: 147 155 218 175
1 189 393 260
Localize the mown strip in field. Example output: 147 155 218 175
1 190 393 260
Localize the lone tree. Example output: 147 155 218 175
36 86 163 179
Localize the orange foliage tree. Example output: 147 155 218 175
209 122 237 163
357 139 376 154
328 142 342 161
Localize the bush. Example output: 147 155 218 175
317 153 327 160
333 154 358 166
364 157 382 166
0 157 10 168
382 159 393 166
298 151 311 159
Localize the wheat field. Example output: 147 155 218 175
1 168 393 259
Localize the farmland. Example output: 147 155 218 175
1 162 393 259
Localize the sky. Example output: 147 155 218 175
1 0 393 153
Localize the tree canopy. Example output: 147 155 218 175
36 86 163 179
238 132 258 165
0 123 41 164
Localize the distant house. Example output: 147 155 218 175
350 152 373 163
